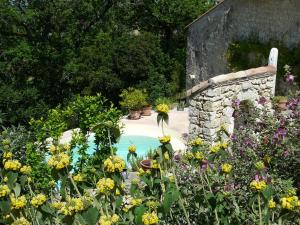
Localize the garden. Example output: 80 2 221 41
0 74 299 224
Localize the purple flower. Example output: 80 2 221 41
258 96 267 105
285 74 295 84
283 150 290 157
274 127 287 140
287 98 300 110
231 133 237 142
232 99 241 108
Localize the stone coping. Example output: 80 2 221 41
186 65 276 97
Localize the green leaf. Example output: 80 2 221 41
7 171 18 188
162 189 180 214
0 200 10 213
81 207 99 225
134 205 147 225
13 183 21 197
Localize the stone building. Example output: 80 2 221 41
187 49 278 142
186 0 300 89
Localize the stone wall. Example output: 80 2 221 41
188 63 277 142
186 0 300 89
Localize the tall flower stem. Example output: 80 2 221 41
258 194 263 225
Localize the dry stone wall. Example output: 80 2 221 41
188 65 276 142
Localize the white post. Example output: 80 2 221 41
268 48 278 68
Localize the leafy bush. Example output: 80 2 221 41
119 88 147 111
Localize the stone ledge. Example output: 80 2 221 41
208 66 276 85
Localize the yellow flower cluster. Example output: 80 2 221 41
146 201 160 210
159 135 171 144
194 151 204 161
184 152 194 160
132 198 143 206
281 196 299 210
156 104 169 114
31 194 47 208
49 144 70 154
142 211 159 225
3 151 13 159
221 163 232 174
11 195 27 210
210 141 228 153
20 165 32 174
0 185 10 197
189 138 203 147
164 152 170 160
166 173 175 183
59 197 85 215
99 214 119 225
255 161 265 171
137 168 151 176
48 153 70 170
152 160 160 169
96 178 115 194
268 199 276 209
4 159 21 171
51 201 64 210
128 145 137 153
250 180 267 192
12 217 30 225
104 156 125 173
73 174 84 182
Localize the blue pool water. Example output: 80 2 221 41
72 135 160 165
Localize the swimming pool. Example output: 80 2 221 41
72 135 160 165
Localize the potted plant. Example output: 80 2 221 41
120 88 147 120
142 103 152 116
140 159 152 171
273 96 288 111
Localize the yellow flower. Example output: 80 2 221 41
20 165 32 174
48 153 70 170
103 156 125 173
167 173 175 183
73 174 84 182
59 197 85 215
152 160 159 169
189 138 203 147
210 142 222 153
255 161 265 171
3 151 13 159
131 178 139 185
51 201 64 210
31 194 47 208
268 199 276 209
132 198 142 206
96 178 115 194
12 217 30 225
184 152 194 160
49 145 57 154
159 135 171 144
49 180 56 187
128 145 137 153
99 214 119 225
156 104 169 114
3 176 8 182
27 177 32 183
194 151 204 160
4 159 21 171
11 195 27 210
146 201 160 210
142 211 159 225
250 180 267 192
0 185 10 197
221 163 232 174
137 168 145 176
280 196 298 210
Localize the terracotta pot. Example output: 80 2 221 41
129 110 141 120
142 106 152 116
277 99 288 111
140 159 152 171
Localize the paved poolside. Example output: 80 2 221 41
121 108 189 152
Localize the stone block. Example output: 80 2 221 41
241 82 253 90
